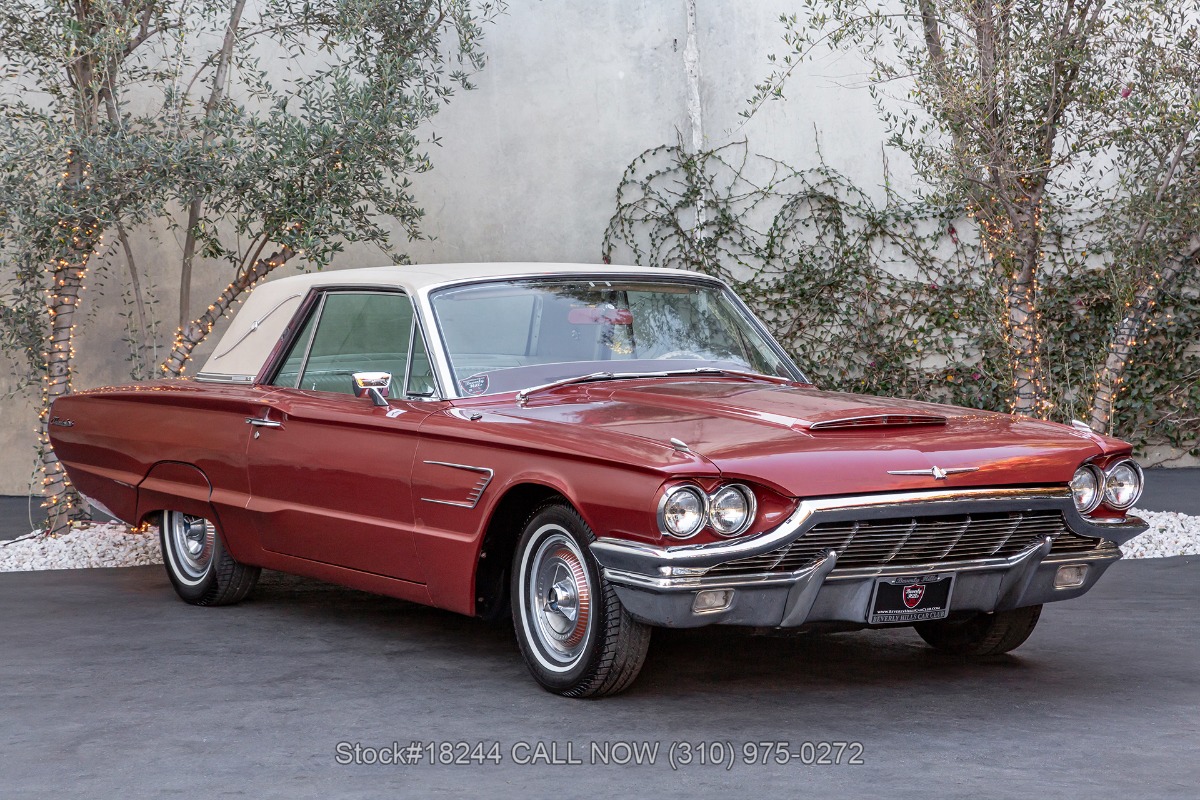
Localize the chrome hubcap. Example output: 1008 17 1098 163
527 531 592 665
168 512 215 581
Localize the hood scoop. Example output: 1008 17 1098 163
806 413 948 431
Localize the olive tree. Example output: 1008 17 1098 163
0 0 502 533
746 0 1200 429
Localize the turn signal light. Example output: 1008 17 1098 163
1054 565 1089 589
692 588 734 613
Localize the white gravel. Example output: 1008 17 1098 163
0 521 162 572
0 509 1196 572
1120 510 1200 559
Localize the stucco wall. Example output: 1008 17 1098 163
4 1 1185 494
3 0 894 493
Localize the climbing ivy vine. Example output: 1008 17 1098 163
603 142 1200 459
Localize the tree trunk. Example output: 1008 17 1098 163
116 220 153 377
40 218 100 535
1007 213 1043 415
160 246 295 378
1089 234 1200 432
178 0 248 332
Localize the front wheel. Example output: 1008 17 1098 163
511 502 650 697
914 604 1042 656
160 510 260 606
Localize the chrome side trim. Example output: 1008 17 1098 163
420 461 494 509
590 486 1148 575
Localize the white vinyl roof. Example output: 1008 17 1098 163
196 262 709 384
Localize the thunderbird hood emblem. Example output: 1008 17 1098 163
887 465 980 480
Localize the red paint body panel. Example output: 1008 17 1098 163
48 371 1134 615
410 406 687 614
490 381 1116 498
50 382 271 561
243 388 433 583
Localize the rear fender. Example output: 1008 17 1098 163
136 462 250 563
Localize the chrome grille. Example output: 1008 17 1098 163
1049 530 1108 554
706 510 1071 575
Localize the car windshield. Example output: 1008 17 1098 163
429 278 801 396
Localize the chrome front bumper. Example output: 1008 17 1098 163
590 487 1143 629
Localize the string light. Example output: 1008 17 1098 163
37 150 103 532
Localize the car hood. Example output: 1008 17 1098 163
487 379 1111 497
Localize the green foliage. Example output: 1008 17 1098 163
603 142 1200 458
0 0 505 380
170 0 505 275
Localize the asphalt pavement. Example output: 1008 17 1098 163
2 467 1197 797
1136 467 1200 515
0 496 43 541
1 556 1197 798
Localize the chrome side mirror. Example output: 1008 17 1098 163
352 372 392 407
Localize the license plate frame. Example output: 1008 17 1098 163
869 573 955 625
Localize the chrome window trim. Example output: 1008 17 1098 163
290 292 327 389
261 286 445 401
194 373 255 384
403 313 418 399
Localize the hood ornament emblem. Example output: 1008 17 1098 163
888 465 980 480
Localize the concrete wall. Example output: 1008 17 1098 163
8 1 1182 494
4 0 895 493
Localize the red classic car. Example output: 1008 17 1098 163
49 263 1147 696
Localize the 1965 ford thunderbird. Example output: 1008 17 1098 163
49 263 1147 696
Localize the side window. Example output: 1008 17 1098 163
270 306 319 388
298 292 415 395
406 327 435 398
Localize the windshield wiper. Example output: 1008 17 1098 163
514 368 796 405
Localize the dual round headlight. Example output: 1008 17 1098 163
659 484 756 538
1103 460 1143 509
1071 459 1143 514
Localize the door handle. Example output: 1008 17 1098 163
245 417 283 428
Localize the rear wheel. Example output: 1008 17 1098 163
511 502 650 697
160 510 260 606
914 605 1042 656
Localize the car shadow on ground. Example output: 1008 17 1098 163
238 569 1065 704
